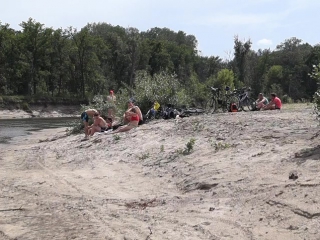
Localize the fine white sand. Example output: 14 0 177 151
1 103 319 240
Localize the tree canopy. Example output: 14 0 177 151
0 18 319 104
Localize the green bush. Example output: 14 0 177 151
212 69 235 91
184 138 196 154
20 102 32 113
67 120 84 135
309 64 320 120
282 95 293 104
133 70 188 111
186 73 208 108
2 95 23 103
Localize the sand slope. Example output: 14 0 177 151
1 104 320 240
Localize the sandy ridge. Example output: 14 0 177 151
0 104 320 239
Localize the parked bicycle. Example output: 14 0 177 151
236 87 256 111
206 86 239 113
144 106 163 122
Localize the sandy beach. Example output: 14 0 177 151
1 103 320 240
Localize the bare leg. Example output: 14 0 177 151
257 102 264 109
108 108 115 121
84 122 89 138
263 104 275 110
123 114 130 124
89 126 101 136
112 124 136 134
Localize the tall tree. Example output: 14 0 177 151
68 27 103 97
126 27 140 88
19 18 50 95
233 36 252 87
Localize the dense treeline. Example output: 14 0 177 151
0 18 319 105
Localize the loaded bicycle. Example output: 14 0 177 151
235 87 256 111
206 86 256 113
205 86 239 113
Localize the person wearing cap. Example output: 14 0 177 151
107 90 116 121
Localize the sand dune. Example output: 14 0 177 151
1 104 319 240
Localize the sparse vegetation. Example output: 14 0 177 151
67 120 83 135
192 121 204 131
310 64 320 121
185 138 196 153
138 152 150 160
184 138 196 153
160 145 164 152
211 141 231 151
175 138 196 155
113 134 121 141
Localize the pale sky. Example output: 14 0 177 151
1 0 319 58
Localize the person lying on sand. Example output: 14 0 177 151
112 108 139 134
263 93 282 110
87 112 109 136
81 108 99 139
123 99 143 125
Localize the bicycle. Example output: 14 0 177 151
206 86 239 113
236 87 256 111
144 107 163 122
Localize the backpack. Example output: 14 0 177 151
230 103 238 112
162 107 176 119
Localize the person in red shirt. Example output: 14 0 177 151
263 93 282 110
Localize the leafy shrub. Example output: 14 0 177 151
2 95 23 103
186 73 208 108
212 69 235 91
282 95 293 104
133 70 188 112
20 102 32 113
67 120 84 135
184 138 196 154
310 64 320 120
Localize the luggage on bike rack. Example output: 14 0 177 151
230 103 238 112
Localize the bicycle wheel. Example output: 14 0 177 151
205 98 217 113
221 100 229 112
241 97 256 111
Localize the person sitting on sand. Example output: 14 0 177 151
149 101 160 118
112 108 139 134
87 112 109 136
263 93 282 110
123 99 143 125
81 108 99 139
255 93 269 110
